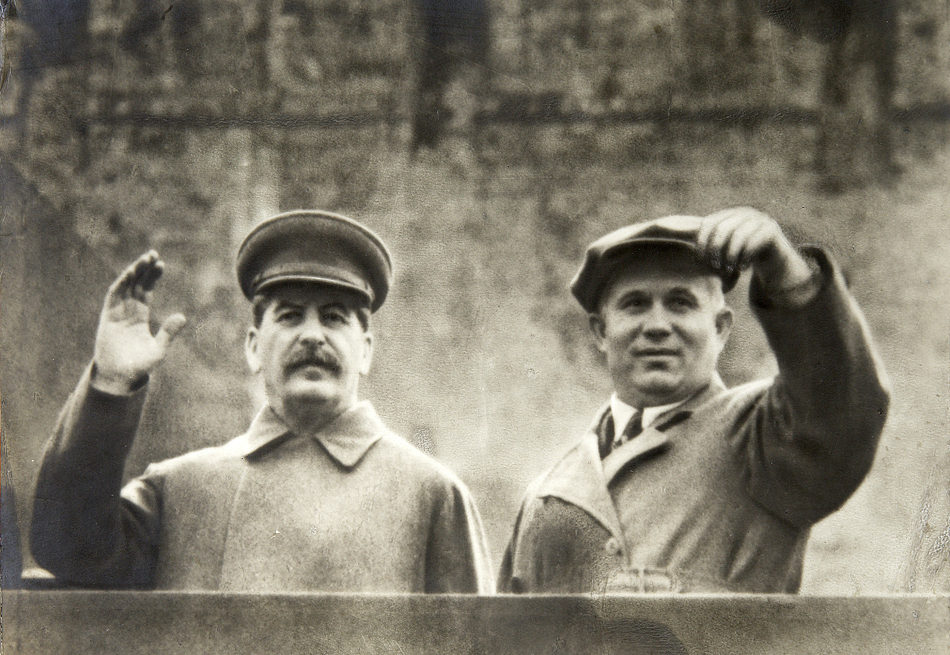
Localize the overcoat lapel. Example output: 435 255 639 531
602 427 670 483
227 401 385 467
533 376 729 539
535 405 625 540
599 376 727 482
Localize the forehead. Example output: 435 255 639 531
600 247 722 303
264 283 367 310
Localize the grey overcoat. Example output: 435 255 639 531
32 372 494 593
499 249 890 593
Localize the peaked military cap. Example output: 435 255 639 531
236 210 393 312
570 214 740 313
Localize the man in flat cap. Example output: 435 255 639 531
499 207 889 593
31 210 493 592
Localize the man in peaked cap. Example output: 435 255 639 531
32 210 493 592
499 207 889 593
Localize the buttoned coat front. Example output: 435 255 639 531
499 250 889 594
32 371 493 593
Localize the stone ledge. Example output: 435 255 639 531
3 591 947 654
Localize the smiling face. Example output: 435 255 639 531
245 284 373 426
589 247 733 408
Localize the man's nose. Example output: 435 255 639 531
641 306 673 337
296 311 327 345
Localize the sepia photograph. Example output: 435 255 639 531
1 0 949 652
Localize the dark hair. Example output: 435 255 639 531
251 288 371 331
251 294 270 328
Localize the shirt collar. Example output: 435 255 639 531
228 400 388 468
609 393 686 433
535 377 728 531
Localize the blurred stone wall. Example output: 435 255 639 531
2 0 948 590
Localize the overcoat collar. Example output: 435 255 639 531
535 423 624 539
535 375 727 538
228 400 387 468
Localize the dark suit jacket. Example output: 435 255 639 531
499 248 890 593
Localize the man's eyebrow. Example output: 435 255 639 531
667 286 699 298
615 288 650 303
273 298 303 311
319 301 351 313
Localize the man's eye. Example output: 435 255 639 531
322 311 348 325
276 310 302 322
622 298 649 310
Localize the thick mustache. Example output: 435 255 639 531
285 349 342 374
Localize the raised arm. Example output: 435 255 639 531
700 208 889 526
31 252 186 587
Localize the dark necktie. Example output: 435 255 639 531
611 411 644 453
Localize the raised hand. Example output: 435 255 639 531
91 251 187 395
696 207 818 303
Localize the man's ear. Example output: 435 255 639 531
245 327 261 374
359 331 374 376
589 313 608 352
715 306 734 344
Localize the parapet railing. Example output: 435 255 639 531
4 590 948 654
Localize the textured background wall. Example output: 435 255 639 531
2 0 949 592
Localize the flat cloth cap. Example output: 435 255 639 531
570 215 740 313
236 210 393 312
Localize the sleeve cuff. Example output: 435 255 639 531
89 362 150 397
749 246 830 311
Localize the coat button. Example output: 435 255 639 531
605 537 622 556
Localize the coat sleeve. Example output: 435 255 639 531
30 365 161 588
497 496 529 593
424 479 495 594
740 247 890 527
497 478 548 593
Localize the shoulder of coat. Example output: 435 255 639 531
372 430 470 488
702 377 773 415
145 440 245 477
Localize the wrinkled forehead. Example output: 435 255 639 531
599 246 724 305
262 282 370 311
